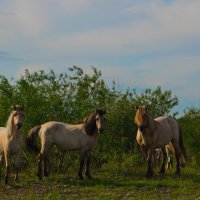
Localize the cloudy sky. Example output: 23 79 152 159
0 0 200 116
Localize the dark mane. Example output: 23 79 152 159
83 109 105 136
84 112 96 136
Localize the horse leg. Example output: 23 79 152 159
37 152 43 180
0 154 3 180
4 151 11 184
78 151 86 180
160 147 166 174
170 156 173 168
37 142 51 180
172 140 181 176
59 151 65 171
175 152 180 176
43 155 49 177
140 145 148 161
145 149 153 178
14 151 21 183
85 152 92 179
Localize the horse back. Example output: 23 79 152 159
40 121 94 151
154 116 179 145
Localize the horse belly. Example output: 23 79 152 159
54 133 81 151
156 127 173 147
8 137 22 154
155 117 178 147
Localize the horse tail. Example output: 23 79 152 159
178 125 187 167
26 125 41 154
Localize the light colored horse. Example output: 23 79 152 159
152 142 186 170
0 105 24 184
27 109 106 180
165 142 175 170
134 105 187 178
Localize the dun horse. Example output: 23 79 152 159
0 105 24 184
27 109 106 180
153 142 186 170
152 143 177 170
134 106 187 178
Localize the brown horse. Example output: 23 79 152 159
134 105 187 178
0 105 24 184
27 109 106 180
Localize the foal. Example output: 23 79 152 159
0 105 24 184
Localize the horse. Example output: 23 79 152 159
134 105 187 178
27 108 106 180
165 142 175 170
152 142 186 171
0 105 24 184
152 148 162 169
151 143 174 170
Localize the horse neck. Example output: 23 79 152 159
84 113 97 136
147 114 157 132
6 114 19 138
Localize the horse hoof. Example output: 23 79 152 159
175 171 180 177
4 176 8 184
86 174 93 179
145 173 153 179
159 170 165 175
15 178 19 183
37 175 43 180
78 175 84 180
145 174 153 179
44 172 49 177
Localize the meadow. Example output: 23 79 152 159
1 162 200 200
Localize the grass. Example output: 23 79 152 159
0 165 200 200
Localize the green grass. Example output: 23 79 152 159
0 166 200 200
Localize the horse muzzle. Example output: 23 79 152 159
98 128 104 134
139 125 146 132
16 123 22 129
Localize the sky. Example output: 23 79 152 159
0 0 200 116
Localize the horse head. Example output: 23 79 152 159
12 105 24 130
135 105 149 132
95 109 106 133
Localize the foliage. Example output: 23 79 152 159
0 66 183 170
132 86 179 118
178 107 200 166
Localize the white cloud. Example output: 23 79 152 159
34 0 200 59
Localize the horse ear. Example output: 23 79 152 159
136 105 139 110
12 105 17 111
95 108 99 113
144 105 148 111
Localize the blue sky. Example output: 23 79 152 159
0 0 200 116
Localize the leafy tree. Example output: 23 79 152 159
179 107 200 166
132 86 178 117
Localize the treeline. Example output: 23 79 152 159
0 66 199 170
